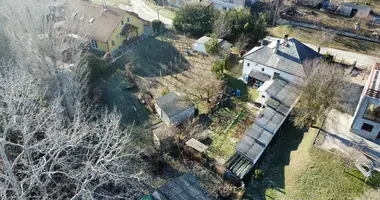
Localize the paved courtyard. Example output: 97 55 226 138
318 109 380 171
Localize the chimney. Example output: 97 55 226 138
274 40 280 54
103 3 107 12
284 34 289 43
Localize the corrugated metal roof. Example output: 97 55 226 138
233 78 301 166
152 174 213 200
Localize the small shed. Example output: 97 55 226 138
192 36 233 54
337 3 372 18
155 92 195 126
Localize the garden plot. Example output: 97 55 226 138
119 32 215 100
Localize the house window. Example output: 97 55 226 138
261 68 264 72
121 20 124 25
247 63 250 66
112 40 115 46
361 123 374 132
91 39 98 48
127 17 130 23
261 95 265 98
116 34 120 38
274 72 280 79
363 103 380 123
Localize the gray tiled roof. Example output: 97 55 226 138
156 92 194 118
151 174 213 200
244 38 321 78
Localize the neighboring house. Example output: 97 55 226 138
155 92 195 126
227 77 301 178
192 36 233 54
337 3 372 18
167 0 212 8
147 174 213 199
242 36 322 85
210 0 247 11
351 64 380 141
56 0 146 54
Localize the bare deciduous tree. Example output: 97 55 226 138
183 73 226 110
313 31 336 50
0 0 91 118
0 64 148 199
234 34 250 54
0 1 151 199
213 12 232 38
294 60 358 127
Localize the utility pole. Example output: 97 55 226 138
157 0 160 21
273 0 279 27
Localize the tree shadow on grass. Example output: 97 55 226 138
245 119 307 200
116 37 191 78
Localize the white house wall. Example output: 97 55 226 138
211 0 245 10
351 96 380 140
257 91 270 105
242 59 304 84
192 42 207 54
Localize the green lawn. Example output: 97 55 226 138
245 120 379 199
225 73 258 103
269 25 380 56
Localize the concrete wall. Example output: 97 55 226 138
242 59 304 84
351 96 380 140
257 90 270 105
169 107 195 126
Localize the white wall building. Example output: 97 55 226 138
351 64 380 141
210 0 246 10
192 36 232 54
242 37 322 86
155 92 195 126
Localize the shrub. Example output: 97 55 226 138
212 54 229 79
87 54 108 83
152 20 163 33
161 88 169 96
205 34 219 55
173 4 215 36
253 169 264 180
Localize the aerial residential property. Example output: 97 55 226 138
351 64 380 141
61 0 146 54
2 0 380 199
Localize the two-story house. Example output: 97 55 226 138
61 0 146 54
242 36 321 86
351 64 380 141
